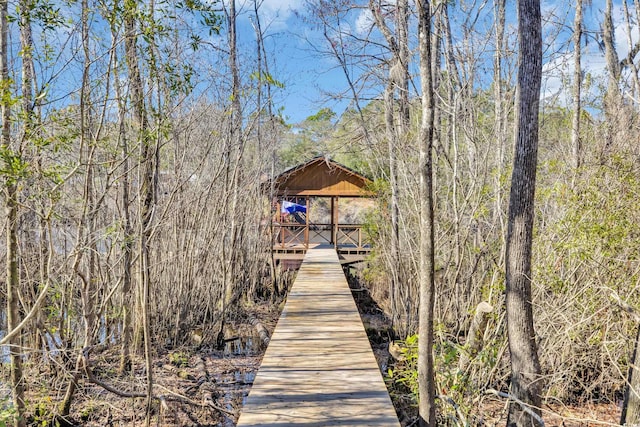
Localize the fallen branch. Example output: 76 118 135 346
82 348 146 399
81 347 233 416
249 316 270 347
485 388 545 427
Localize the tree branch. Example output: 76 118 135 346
485 388 546 426
81 347 234 416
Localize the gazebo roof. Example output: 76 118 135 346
269 156 372 197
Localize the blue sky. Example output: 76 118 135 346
541 0 639 106
233 0 638 124
234 0 350 124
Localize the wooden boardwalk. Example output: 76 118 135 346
236 247 400 426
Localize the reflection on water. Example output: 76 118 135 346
224 336 259 357
214 367 256 427
217 324 263 425
223 324 265 357
0 311 118 366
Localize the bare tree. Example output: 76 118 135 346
59 0 101 416
601 0 622 157
416 0 436 424
112 8 135 372
1 0 26 422
369 0 411 332
571 0 583 172
122 0 156 420
505 0 543 425
493 0 507 233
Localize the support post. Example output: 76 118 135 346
331 196 340 249
277 201 284 248
304 196 309 248
333 197 339 248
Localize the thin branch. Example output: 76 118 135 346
485 388 546 427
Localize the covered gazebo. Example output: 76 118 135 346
268 156 373 263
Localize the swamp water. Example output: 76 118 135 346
209 323 267 425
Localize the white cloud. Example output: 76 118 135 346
355 9 374 36
238 0 304 30
613 9 640 60
541 2 639 105
541 44 608 105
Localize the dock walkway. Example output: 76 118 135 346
236 247 400 426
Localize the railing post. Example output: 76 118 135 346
304 196 309 248
333 197 339 247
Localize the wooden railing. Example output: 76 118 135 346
336 224 369 248
272 223 306 248
272 223 369 250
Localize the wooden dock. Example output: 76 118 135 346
236 247 400 426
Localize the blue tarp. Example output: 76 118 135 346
281 200 307 214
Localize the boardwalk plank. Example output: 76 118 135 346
236 248 400 426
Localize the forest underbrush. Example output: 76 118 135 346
347 269 623 427
1 301 283 427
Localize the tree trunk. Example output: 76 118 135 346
59 0 98 415
20 0 48 362
218 0 243 346
493 0 507 234
417 0 436 425
624 1 640 104
602 0 621 157
458 301 494 372
396 0 410 130
384 81 402 330
505 0 543 426
621 324 640 425
571 0 582 171
115 39 134 374
123 0 154 421
369 0 410 335
2 0 27 422
5 192 26 427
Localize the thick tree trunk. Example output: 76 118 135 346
417 0 436 425
505 0 543 426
